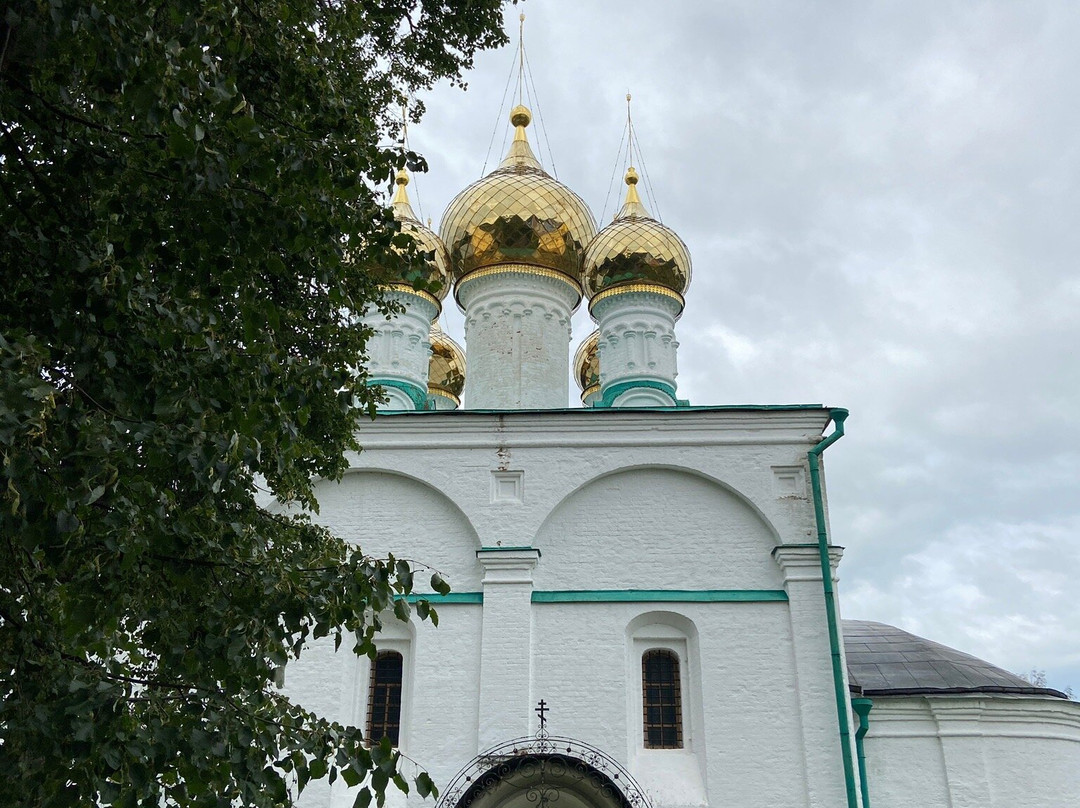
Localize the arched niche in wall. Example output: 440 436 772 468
346 616 417 753
533 466 783 591
311 469 483 592
624 611 708 805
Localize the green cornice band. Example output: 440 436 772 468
402 593 483 604
375 402 826 415
532 589 788 603
397 589 789 605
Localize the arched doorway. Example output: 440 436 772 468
439 737 650 808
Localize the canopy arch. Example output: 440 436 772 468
440 737 650 808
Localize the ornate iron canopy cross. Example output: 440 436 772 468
535 699 549 738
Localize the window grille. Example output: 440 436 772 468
367 651 403 746
642 649 683 749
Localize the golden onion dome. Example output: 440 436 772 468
384 169 450 306
440 105 597 299
583 167 692 315
428 321 466 407
573 329 601 404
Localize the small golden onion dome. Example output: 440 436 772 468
440 105 597 297
582 167 692 314
385 168 451 305
428 321 466 406
573 329 601 404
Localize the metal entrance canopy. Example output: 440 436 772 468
438 703 651 808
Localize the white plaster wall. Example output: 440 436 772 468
284 470 486 808
696 604 811 808
288 608 485 808
532 467 784 591
528 606 627 749
274 409 1080 808
312 470 483 591
527 602 811 808
282 632 360 808
281 409 862 808
289 599 822 808
343 410 829 558
864 696 1080 808
407 611 484 781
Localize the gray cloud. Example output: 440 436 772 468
407 1 1080 692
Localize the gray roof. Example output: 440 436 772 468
843 620 1068 699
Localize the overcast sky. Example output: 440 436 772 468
402 1 1079 693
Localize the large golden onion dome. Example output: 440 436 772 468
428 321 466 407
383 169 451 308
583 167 692 315
440 105 597 300
573 329 601 404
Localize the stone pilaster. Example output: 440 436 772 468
929 699 993 808
772 543 859 807
475 547 540 750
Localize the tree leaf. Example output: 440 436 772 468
416 771 438 799
0 3 509 804
430 573 451 595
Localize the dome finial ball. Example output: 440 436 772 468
625 166 639 185
510 105 532 128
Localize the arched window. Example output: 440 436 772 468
642 649 683 749
367 651 403 746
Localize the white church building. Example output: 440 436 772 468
282 101 1080 808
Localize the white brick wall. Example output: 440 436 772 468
864 696 1080 808
280 409 1080 808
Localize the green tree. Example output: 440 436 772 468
0 1 506 805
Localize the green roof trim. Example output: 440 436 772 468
395 590 790 606
592 379 680 409
401 592 483 604
368 378 429 411
377 403 827 415
476 546 536 553
531 589 788 603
